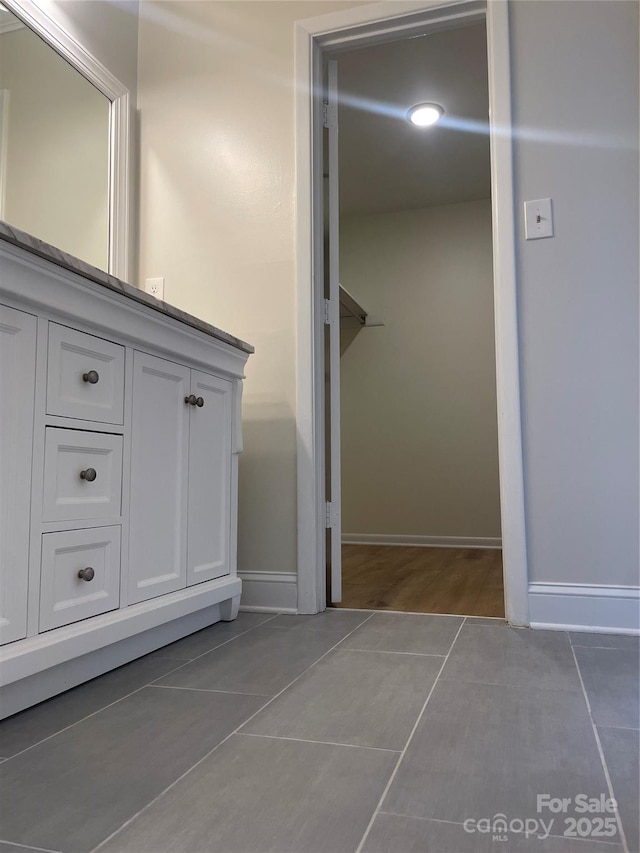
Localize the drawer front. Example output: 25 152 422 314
47 323 125 424
39 526 121 631
43 428 123 521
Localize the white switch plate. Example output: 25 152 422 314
524 198 553 240
145 277 165 300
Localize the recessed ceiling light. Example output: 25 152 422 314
407 103 444 127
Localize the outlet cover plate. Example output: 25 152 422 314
145 277 165 300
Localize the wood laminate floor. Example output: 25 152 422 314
332 544 505 617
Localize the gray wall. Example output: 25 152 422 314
134 0 639 592
39 1 139 96
135 0 366 577
511 0 639 586
340 200 501 540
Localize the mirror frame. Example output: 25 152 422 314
2 0 130 280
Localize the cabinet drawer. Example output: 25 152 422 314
43 428 123 522
39 526 121 631
47 323 125 424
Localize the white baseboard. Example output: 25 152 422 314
529 583 640 635
341 533 502 549
238 571 298 613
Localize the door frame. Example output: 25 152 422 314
294 0 529 624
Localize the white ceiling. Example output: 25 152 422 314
336 21 491 215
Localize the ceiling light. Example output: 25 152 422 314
407 103 444 127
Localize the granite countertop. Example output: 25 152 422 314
0 221 254 355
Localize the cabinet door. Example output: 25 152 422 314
129 352 190 604
0 305 37 644
187 371 232 586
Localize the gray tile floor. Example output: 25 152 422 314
0 611 637 853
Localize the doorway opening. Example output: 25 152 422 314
326 21 503 618
295 0 529 626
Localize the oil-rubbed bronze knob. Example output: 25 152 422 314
184 395 197 406
79 467 97 482
196 397 204 408
77 567 95 582
82 370 99 384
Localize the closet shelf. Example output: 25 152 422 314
339 284 367 326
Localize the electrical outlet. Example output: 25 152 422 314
145 277 165 300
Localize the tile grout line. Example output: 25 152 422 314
334 606 505 620
434 676 585 696
354 615 468 853
572 645 640 651
0 841 62 853
146 614 280 677
570 644 630 853
141 656 191 663
0 614 280 764
596 724 640 733
571 645 640 653
238 731 401 754
89 611 378 853
149 684 270 697
337 647 446 658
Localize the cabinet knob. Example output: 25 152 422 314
82 370 100 384
184 395 197 406
79 467 97 482
77 567 95 582
196 396 204 408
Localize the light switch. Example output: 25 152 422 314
524 198 554 240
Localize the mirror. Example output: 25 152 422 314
0 3 112 272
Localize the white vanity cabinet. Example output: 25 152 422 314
39 526 122 632
0 306 37 646
129 352 191 603
46 323 125 424
43 428 124 522
185 369 233 587
0 234 252 718
128 354 233 603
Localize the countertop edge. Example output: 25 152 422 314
0 222 255 356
